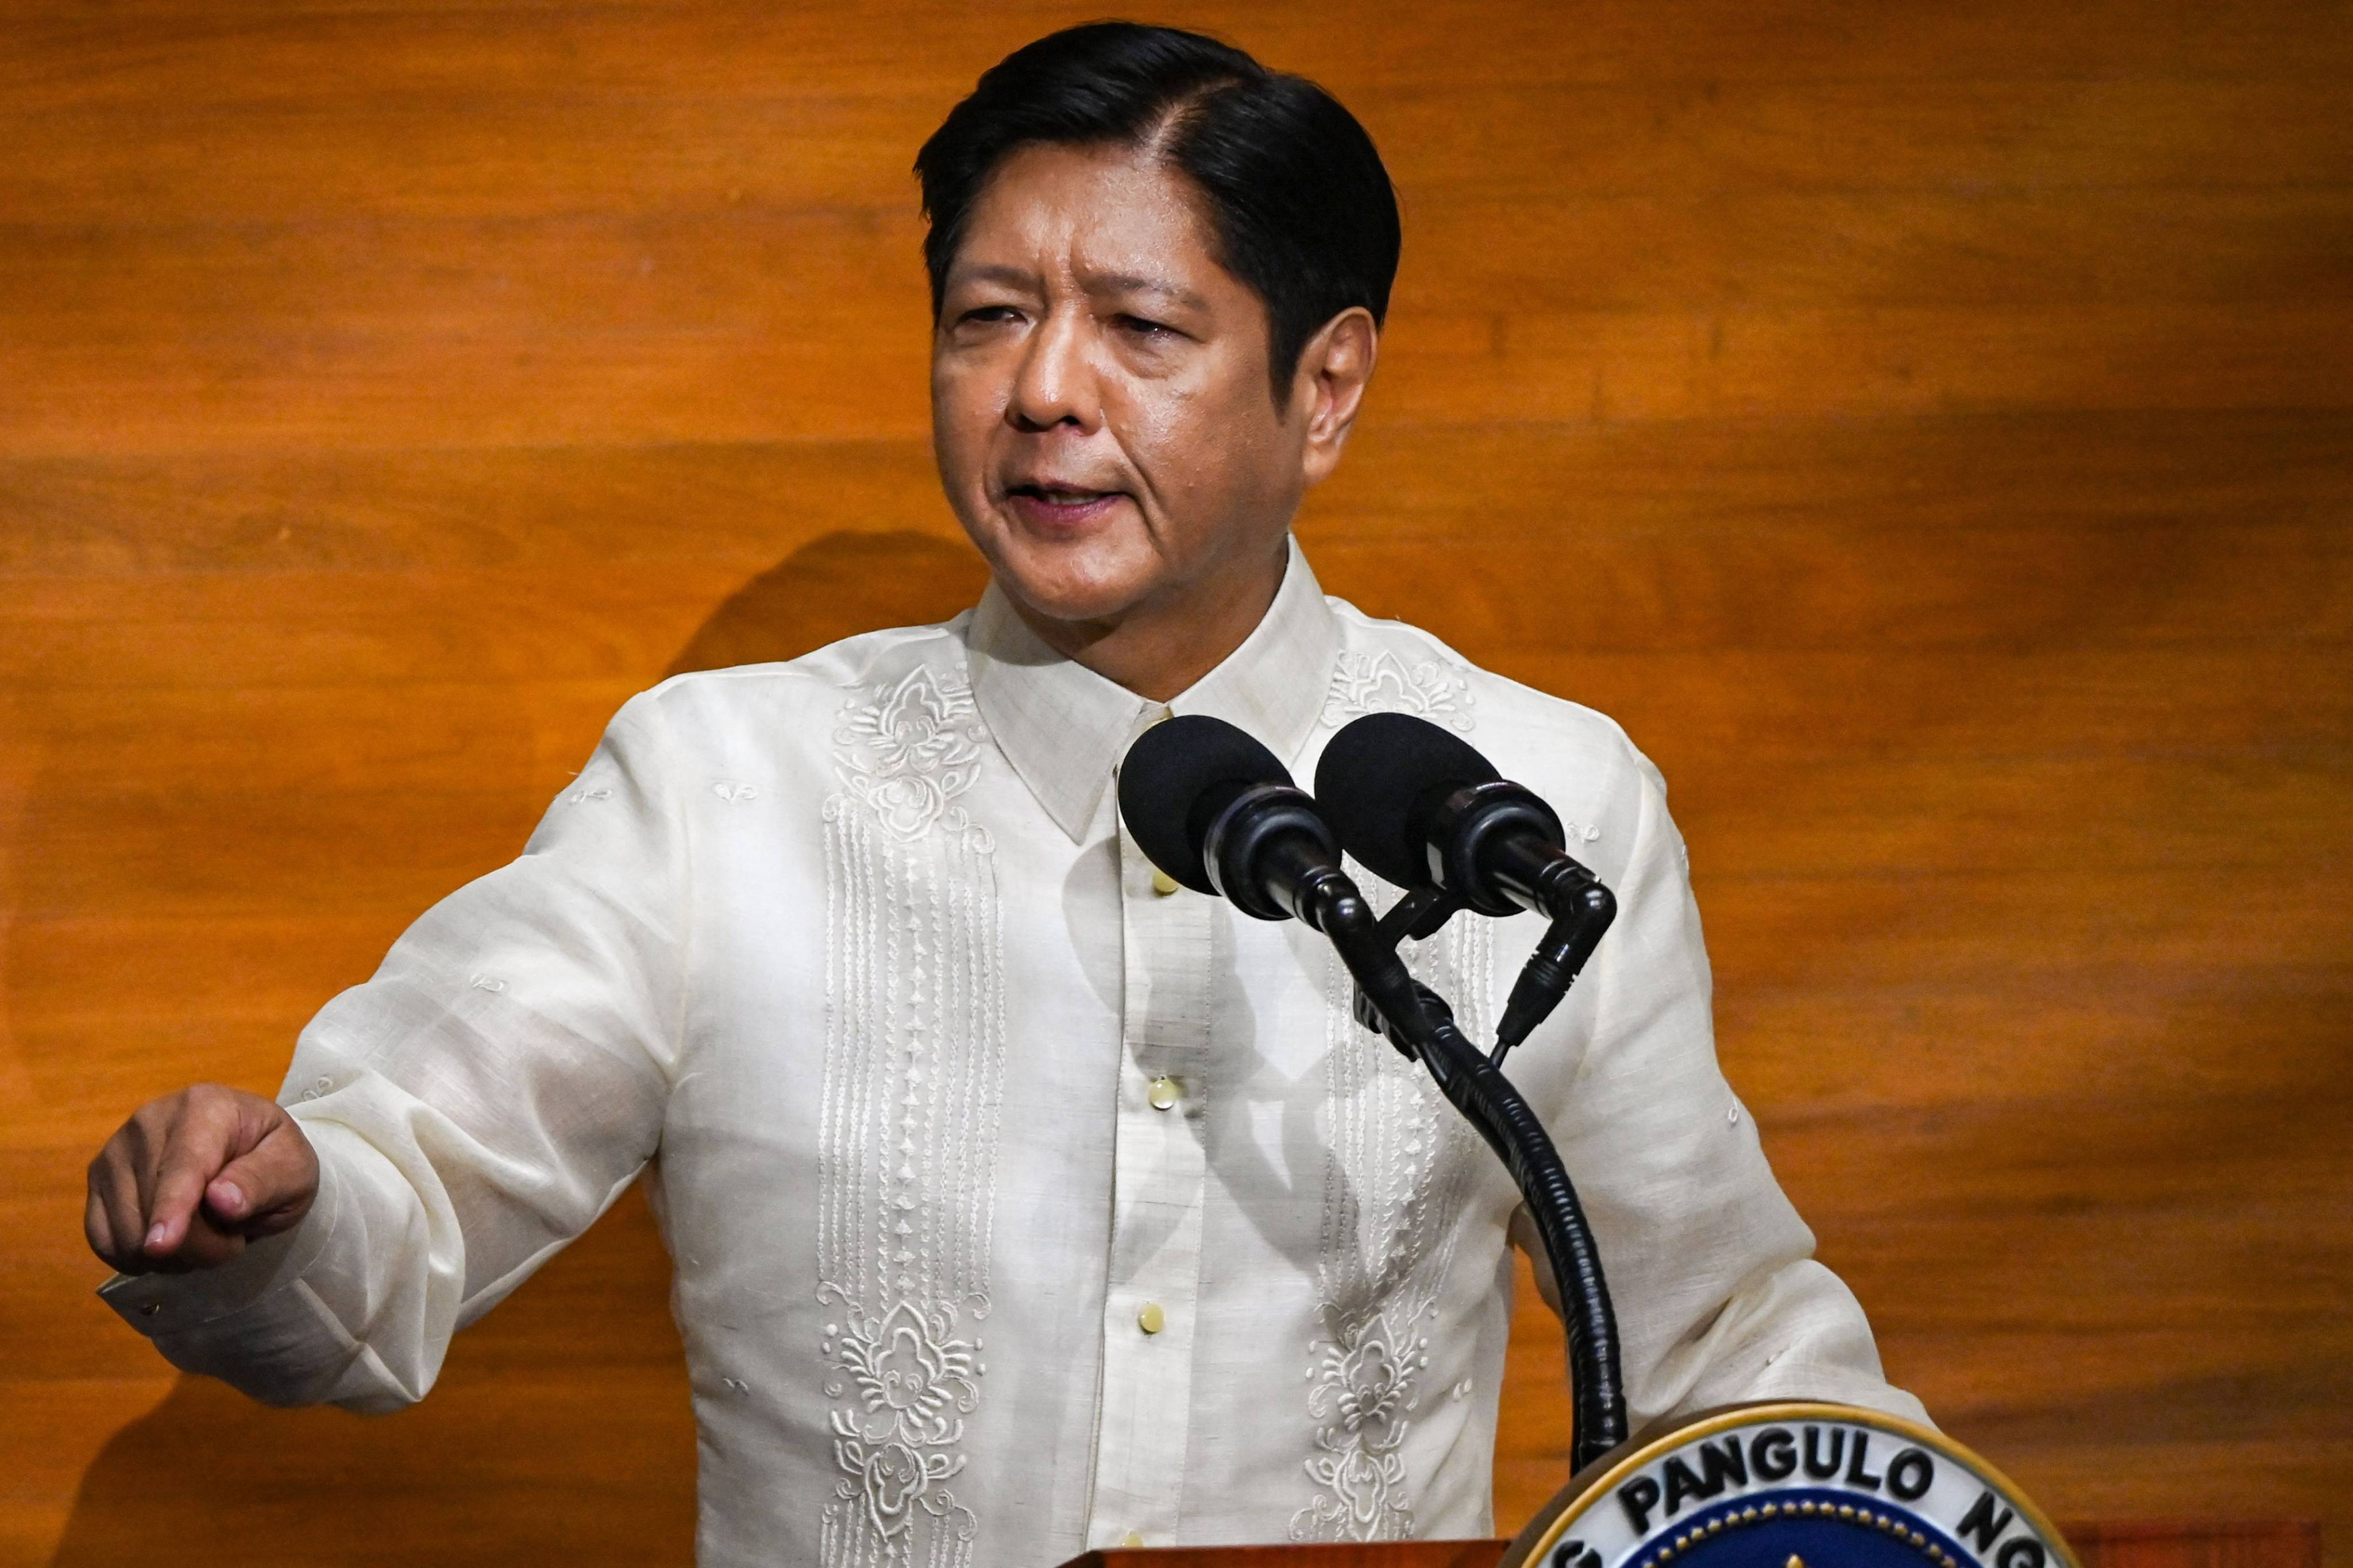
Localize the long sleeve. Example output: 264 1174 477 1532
1524 740 1930 1435
101 690 689 1412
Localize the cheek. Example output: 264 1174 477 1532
1124 382 1280 515
930 365 997 487
1111 390 1180 476
1122 383 1229 492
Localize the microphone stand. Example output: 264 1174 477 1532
1281 866 1629 1474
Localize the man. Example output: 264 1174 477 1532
84 22 1925 1565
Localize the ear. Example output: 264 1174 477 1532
1290 307 1379 486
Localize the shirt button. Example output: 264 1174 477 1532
1150 868 1180 897
1121 1532 1147 1548
1148 1076 1179 1110
1136 1301 1166 1335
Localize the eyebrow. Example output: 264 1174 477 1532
949 263 1210 313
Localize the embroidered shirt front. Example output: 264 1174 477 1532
102 539 1927 1567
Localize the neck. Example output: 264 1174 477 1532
1006 539 1290 702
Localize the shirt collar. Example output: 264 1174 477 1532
966 535 1343 843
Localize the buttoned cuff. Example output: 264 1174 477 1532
98 1136 349 1342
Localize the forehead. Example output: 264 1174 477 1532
948 141 1236 298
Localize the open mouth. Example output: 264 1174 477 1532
1003 483 1128 528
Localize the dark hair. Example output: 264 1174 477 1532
914 21 1401 397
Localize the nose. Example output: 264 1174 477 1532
1008 306 1101 434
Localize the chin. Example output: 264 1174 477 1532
985 531 1160 627
999 562 1151 626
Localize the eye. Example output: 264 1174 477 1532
1114 313 1178 339
956 304 1022 327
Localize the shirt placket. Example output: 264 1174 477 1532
1085 800 1216 1549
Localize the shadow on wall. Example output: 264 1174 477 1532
48 528 989 1567
662 528 990 678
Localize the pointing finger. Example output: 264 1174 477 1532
95 1155 150 1273
144 1092 246 1260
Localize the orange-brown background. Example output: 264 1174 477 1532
2 2 2348 1563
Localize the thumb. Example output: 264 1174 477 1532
205 1111 319 1237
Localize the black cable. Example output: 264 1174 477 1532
1313 887 1629 1471
1387 985 1627 1474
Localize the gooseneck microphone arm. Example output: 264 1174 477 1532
1345 965 1627 1475
1117 715 1629 1474
1276 868 1629 1470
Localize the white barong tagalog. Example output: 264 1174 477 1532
106 538 1926 1566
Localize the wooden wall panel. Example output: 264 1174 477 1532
1 2 2346 1564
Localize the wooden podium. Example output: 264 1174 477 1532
1057 1520 2321 1568
1062 1548 1502 1567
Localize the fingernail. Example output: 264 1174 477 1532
145 1222 169 1252
211 1180 244 1214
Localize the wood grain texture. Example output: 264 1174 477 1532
2065 1523 2325 1568
1 0 2346 1564
1060 1546 1506 1568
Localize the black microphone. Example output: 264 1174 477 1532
1118 713 1434 1046
1315 711 1617 1053
1116 714 1364 933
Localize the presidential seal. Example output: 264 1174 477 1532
1501 1404 2077 1568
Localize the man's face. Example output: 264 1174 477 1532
930 141 1312 629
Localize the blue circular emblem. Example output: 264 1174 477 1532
1504 1404 2077 1568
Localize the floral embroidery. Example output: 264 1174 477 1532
1292 876 1490 1543
834 664 991 845
1294 1309 1428 1542
1320 649 1475 732
819 652 1007 1567
822 1295 983 1552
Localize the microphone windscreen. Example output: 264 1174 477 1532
1314 712 1501 887
1117 713 1293 894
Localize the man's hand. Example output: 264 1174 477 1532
85 1083 319 1275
